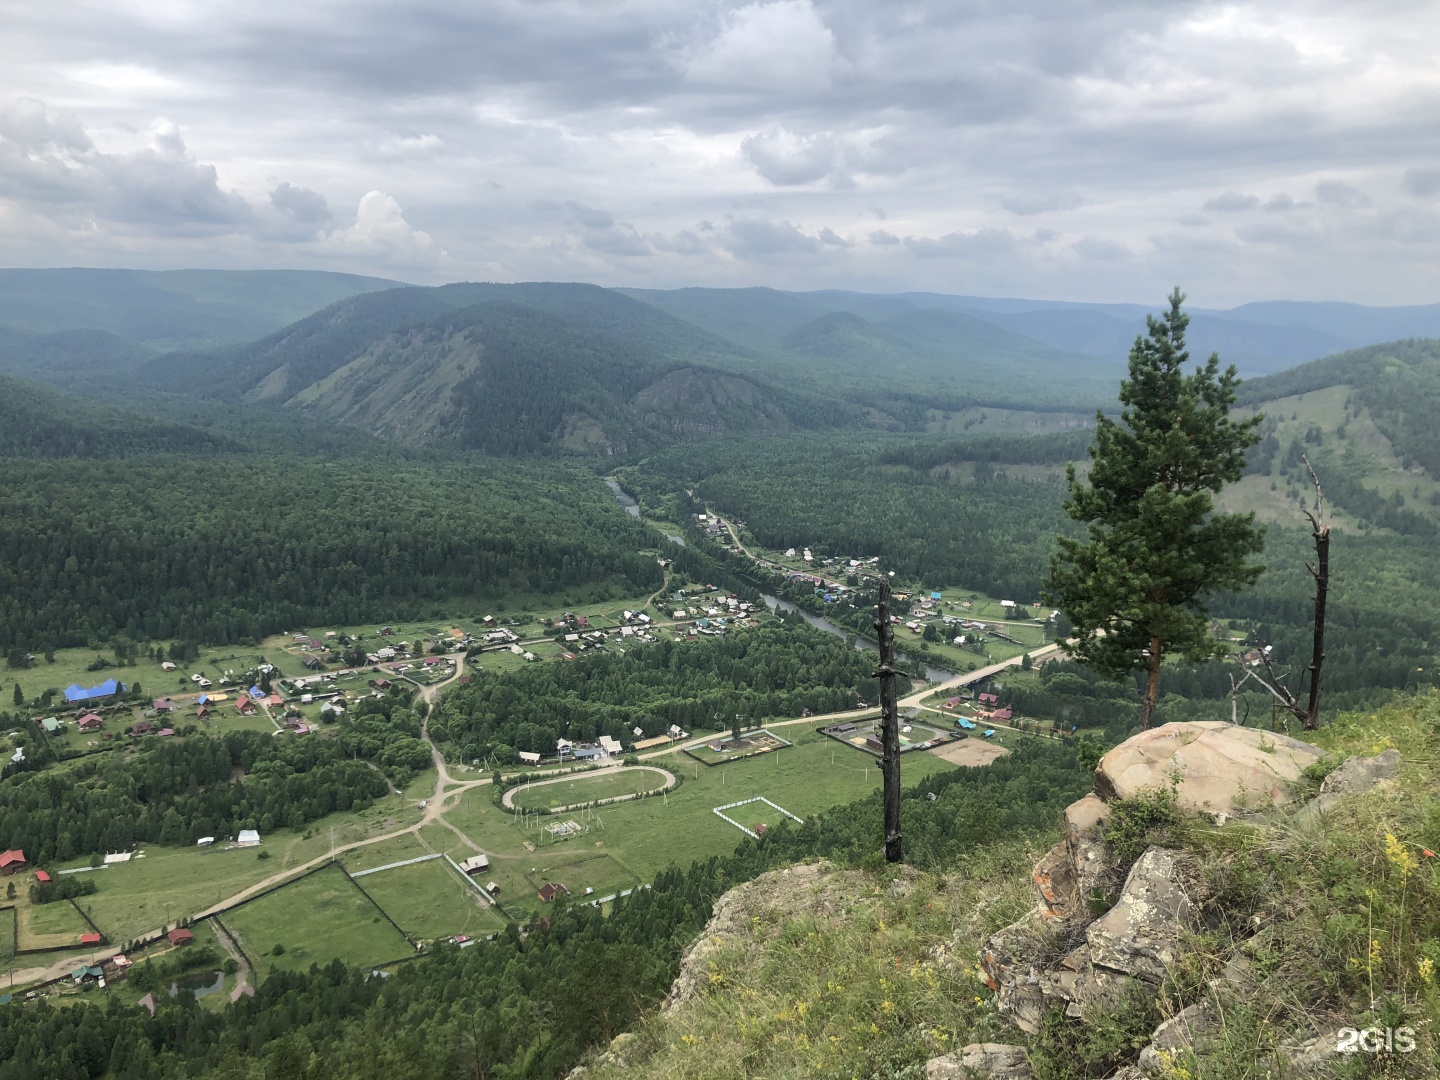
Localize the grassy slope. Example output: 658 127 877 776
586 694 1440 1079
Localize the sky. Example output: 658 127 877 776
2 0 1439 305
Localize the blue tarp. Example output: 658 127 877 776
64 679 121 703
930 591 942 600
957 718 976 730
249 686 265 699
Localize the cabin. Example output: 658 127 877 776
0 850 26 875
992 706 1014 722
536 882 570 903
236 698 257 715
131 719 156 736
457 854 490 875
152 699 173 714
166 928 194 947
77 713 103 731
978 693 998 706
71 964 104 984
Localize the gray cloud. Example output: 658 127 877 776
1203 192 1260 212
1315 179 1372 209
2 2 1439 299
1403 168 1440 198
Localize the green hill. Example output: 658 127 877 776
0 267 405 350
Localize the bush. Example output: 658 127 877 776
271 943 285 956
257 849 271 861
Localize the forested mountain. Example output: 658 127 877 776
0 268 403 350
0 455 661 651
135 296 853 454
0 374 230 458
0 324 159 389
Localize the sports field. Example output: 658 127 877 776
223 864 414 977
507 767 669 811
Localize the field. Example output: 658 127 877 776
223 864 414 977
0 774 433 974
422 728 953 919
19 898 91 947
351 858 503 941
508 768 670 811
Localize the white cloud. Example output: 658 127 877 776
682 1 842 93
1202 191 1260 212
324 191 446 265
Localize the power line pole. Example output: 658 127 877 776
875 579 903 863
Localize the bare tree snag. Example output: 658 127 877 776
874 580 903 863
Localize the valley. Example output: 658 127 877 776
1 271 1438 1079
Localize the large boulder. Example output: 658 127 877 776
1137 1001 1220 1076
1095 721 1322 815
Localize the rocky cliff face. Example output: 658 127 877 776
933 721 1405 1080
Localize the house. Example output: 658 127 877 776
71 964 104 984
992 707 1014 722
536 882 570 903
160 662 177 672
40 717 60 734
302 655 324 670
978 693 998 706
237 830 261 847
34 869 51 884
137 993 157 1015
517 751 541 765
236 698 257 715
195 706 211 720
942 697 962 710
152 699 173 713
597 735 622 756
107 954 131 977
0 850 26 875
77 713 103 731
63 678 121 704
80 932 103 946
457 854 490 875
166 928 194 946
131 720 156 736
157 728 175 737
754 823 768 835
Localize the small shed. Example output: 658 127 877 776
485 881 501 896
167 928 194 946
34 869 51 884
80 932 103 946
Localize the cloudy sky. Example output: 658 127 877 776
3 0 1439 304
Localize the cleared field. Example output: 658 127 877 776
20 899 90 945
355 859 503 940
436 730 954 893
224 864 414 976
508 768 668 811
49 787 431 945
0 909 13 960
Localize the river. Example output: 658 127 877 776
602 478 948 682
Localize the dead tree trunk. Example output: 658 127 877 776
874 581 903 864
1301 464 1330 729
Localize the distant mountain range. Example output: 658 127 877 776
0 267 1437 457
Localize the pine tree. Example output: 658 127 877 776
12 683 21 707
1045 288 1265 729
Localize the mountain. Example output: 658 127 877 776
0 373 230 458
134 297 850 455
0 268 405 350
622 286 1122 406
0 324 157 389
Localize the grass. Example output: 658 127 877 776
0 907 13 961
433 731 955 908
223 864 414 977
20 898 90 944
509 768 669 811
351 858 503 941
21 782 431 953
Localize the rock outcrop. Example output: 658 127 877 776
1094 721 1323 815
926 1042 1032 1080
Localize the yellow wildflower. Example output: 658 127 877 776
1385 834 1419 882
1419 957 1435 984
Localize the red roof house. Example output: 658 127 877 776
978 693 998 705
77 713 103 731
536 882 570 903
152 699 173 713
236 698 256 715
167 928 194 946
992 707 1014 722
0 849 26 875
